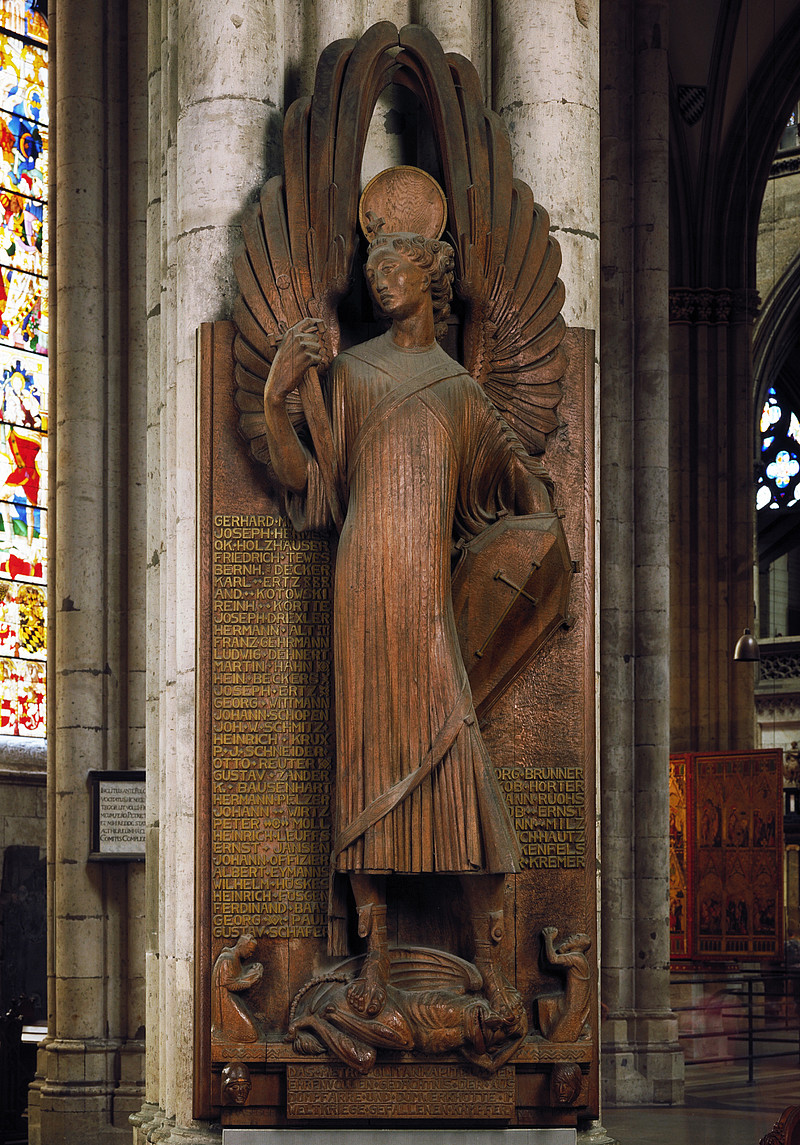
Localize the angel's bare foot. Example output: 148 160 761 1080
346 951 390 1016
347 891 389 1016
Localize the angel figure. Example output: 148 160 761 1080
262 196 556 1028
233 25 572 1057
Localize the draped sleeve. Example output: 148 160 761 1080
283 359 347 532
453 377 554 543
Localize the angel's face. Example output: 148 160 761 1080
365 246 431 321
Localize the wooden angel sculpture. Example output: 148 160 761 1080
232 22 572 1043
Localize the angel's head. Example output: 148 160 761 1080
365 233 455 339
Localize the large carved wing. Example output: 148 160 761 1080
456 179 567 457
232 23 402 472
233 23 567 469
393 30 568 456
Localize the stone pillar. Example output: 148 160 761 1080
599 0 636 1047
669 288 757 752
599 0 683 1105
31 0 149 1141
417 0 488 91
116 0 149 1124
630 0 681 1093
493 0 600 329
134 0 286 1138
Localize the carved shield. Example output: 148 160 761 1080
451 512 573 723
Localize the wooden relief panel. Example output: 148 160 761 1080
669 753 690 958
195 22 596 1131
196 322 597 1127
670 750 783 962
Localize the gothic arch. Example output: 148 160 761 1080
710 4 800 291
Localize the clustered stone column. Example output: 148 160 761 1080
599 0 684 1105
669 286 758 752
493 0 599 332
133 0 284 1140
29 0 149 1142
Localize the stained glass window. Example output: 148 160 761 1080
779 103 800 152
0 0 45 738
757 386 800 514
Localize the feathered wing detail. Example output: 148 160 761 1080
396 32 568 457
233 22 567 467
232 25 401 468
438 49 567 457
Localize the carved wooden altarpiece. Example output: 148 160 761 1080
669 750 784 962
195 22 597 1129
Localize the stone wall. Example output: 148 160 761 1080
757 161 800 306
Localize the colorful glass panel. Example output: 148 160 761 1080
0 263 45 352
0 190 44 274
0 655 44 735
0 107 46 200
0 2 47 46
0 421 45 505
758 385 800 510
0 0 45 736
0 576 44 658
0 344 45 427
0 502 45 583
0 32 46 123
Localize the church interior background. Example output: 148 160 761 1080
0 0 800 1141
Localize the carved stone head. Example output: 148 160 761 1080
365 234 455 337
551 1062 582 1106
221 1061 252 1106
557 933 591 955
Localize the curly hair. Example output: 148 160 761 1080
366 232 455 340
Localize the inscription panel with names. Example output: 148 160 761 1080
497 765 586 870
211 513 333 942
286 1063 516 1120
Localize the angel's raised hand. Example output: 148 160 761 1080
266 318 326 403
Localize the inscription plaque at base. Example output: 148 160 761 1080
224 1132 577 1145
287 1063 515 1121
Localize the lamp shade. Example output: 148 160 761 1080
733 628 760 661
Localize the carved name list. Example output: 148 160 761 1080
211 514 332 940
497 765 586 869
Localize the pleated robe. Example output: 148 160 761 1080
286 332 552 953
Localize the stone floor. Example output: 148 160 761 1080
603 1055 800 1144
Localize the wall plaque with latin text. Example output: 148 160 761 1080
88 770 145 860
